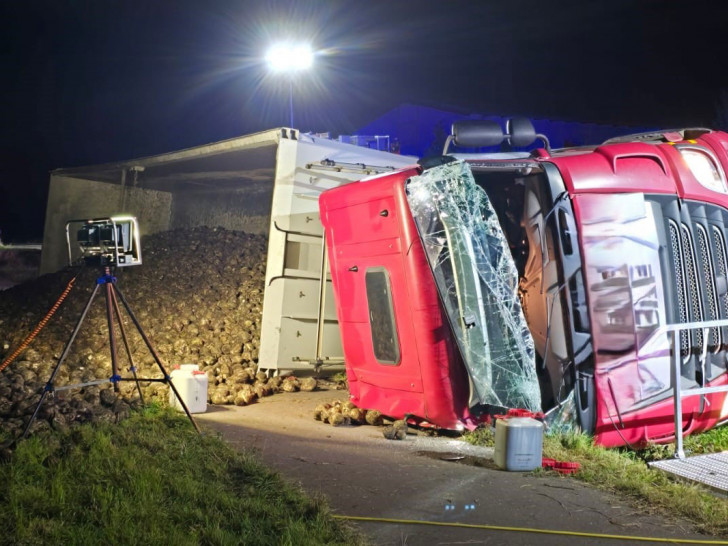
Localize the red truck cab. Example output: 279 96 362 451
320 120 728 447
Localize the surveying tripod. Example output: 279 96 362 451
22 266 200 438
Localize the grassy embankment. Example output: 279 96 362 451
464 424 728 536
0 406 363 546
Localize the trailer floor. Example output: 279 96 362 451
196 390 719 545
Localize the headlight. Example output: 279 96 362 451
679 147 728 194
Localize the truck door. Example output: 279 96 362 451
573 192 672 423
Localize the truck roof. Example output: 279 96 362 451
455 127 728 205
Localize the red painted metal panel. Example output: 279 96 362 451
320 169 469 428
594 376 728 448
549 143 677 195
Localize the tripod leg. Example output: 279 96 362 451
113 284 201 434
22 283 101 439
110 287 145 405
104 279 120 393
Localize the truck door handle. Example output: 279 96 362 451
558 210 574 255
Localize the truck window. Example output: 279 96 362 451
365 267 401 365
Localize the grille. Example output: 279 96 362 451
681 224 703 348
669 221 690 356
659 198 728 372
713 226 728 316
696 224 720 349
665 208 728 359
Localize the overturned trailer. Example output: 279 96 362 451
41 128 414 374
320 120 728 447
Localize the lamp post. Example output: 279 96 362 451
265 43 314 128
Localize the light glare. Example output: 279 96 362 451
266 43 314 72
680 148 727 194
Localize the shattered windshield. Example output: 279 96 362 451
406 160 541 412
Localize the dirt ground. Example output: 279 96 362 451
195 388 713 546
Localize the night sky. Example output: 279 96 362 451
2 0 728 241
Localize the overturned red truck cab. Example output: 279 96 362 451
319 120 728 447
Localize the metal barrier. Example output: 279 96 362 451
655 319 728 459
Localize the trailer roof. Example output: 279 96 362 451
50 128 284 192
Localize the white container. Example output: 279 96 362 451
494 417 543 471
169 363 208 414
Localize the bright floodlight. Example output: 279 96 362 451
266 43 314 72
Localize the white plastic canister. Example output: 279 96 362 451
494 417 543 471
169 363 208 414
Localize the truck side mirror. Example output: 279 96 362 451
444 120 505 154
507 117 551 152
507 118 537 147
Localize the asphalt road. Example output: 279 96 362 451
196 389 716 546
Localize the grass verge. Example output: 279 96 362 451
464 424 728 537
0 406 364 546
542 432 728 536
681 424 728 458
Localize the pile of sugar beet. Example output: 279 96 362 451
0 227 314 440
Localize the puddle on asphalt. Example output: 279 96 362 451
416 450 499 470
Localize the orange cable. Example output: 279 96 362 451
0 273 78 374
